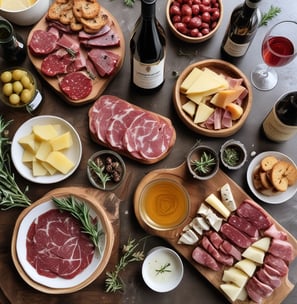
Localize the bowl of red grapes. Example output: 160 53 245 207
166 0 223 43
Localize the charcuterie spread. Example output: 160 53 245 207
134 164 297 304
88 95 176 164
26 0 125 104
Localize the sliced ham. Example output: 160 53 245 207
228 214 259 238
268 238 294 262
57 34 80 53
192 246 221 271
256 267 282 289
246 276 274 303
207 231 224 249
220 240 242 261
264 254 288 277
236 199 272 230
264 224 288 240
220 223 252 249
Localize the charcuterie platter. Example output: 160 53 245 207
11 187 120 294
134 163 297 304
27 5 125 105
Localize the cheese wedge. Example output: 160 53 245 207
32 160 48 176
178 228 199 245
234 258 257 277
180 67 203 93
49 131 73 151
182 100 196 118
222 267 249 288
205 193 231 219
220 183 237 211
35 141 52 161
194 103 214 124
251 237 271 252
225 103 244 120
242 246 265 264
210 85 245 109
18 133 37 153
46 151 74 174
220 283 243 302
32 124 58 141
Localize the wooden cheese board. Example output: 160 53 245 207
11 186 121 294
27 6 125 105
134 162 297 304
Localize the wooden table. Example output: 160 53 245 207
1 0 297 303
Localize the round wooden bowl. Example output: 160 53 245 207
173 59 253 138
166 0 223 43
11 188 115 294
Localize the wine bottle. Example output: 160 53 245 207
130 0 166 94
262 92 297 142
0 17 26 64
221 0 261 60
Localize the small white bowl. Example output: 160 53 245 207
0 0 50 26
142 246 183 292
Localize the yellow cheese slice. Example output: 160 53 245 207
222 267 249 288
46 151 74 174
32 124 59 141
180 67 203 93
251 237 271 252
35 141 52 161
50 131 73 151
220 283 243 302
194 103 214 124
242 246 265 264
234 258 257 277
182 100 196 118
18 133 37 153
22 149 35 163
205 193 231 219
41 162 57 176
32 160 48 177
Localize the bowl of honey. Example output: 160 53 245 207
137 178 190 231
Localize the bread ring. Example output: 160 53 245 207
271 161 291 192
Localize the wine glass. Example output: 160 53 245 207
251 21 297 91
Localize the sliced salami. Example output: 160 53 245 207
59 72 92 100
29 29 59 56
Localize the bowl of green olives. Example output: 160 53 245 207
0 67 38 110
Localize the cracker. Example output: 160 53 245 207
260 156 278 172
81 1 101 19
80 13 108 32
60 8 74 25
70 17 83 31
271 161 290 192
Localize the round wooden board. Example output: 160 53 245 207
173 59 253 137
27 6 125 105
134 162 297 304
11 187 119 294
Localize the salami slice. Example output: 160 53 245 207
59 72 92 100
29 29 58 56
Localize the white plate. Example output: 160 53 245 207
11 115 82 184
247 151 297 204
16 200 106 289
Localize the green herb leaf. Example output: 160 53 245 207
191 152 216 174
88 159 111 189
155 263 171 275
259 6 281 27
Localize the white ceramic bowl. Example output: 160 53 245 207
142 246 184 292
0 0 50 26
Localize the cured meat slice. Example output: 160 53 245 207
88 48 120 77
26 209 94 279
29 29 59 56
207 231 224 249
264 224 288 240
256 267 282 289
228 214 259 238
220 223 253 249
268 238 294 262
246 276 274 302
83 29 120 48
236 199 272 230
220 240 242 261
78 25 111 40
264 254 288 277
192 246 221 271
59 72 92 100
57 34 80 53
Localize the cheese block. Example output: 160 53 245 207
220 183 237 212
251 237 271 252
234 258 257 277
180 67 203 93
32 160 48 177
46 151 74 174
22 149 35 162
210 85 245 109
242 246 265 264
49 131 73 151
182 100 196 118
220 283 243 302
194 103 214 124
18 133 37 153
205 193 231 219
32 124 59 141
186 93 208 104
222 267 249 287
178 228 199 245
225 103 244 120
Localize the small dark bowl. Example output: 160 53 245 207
87 150 126 191
187 145 219 180
220 139 247 170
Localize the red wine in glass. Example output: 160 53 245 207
262 36 294 67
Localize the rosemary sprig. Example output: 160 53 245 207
192 152 216 174
88 159 111 189
124 0 136 7
223 147 240 167
0 116 31 210
259 6 281 27
105 237 145 293
52 196 104 248
155 262 171 275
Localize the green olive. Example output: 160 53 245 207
12 69 26 81
21 75 33 89
20 89 33 104
9 93 20 105
0 71 12 83
13 81 23 94
2 83 13 96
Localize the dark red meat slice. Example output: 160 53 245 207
236 199 272 230
207 231 224 249
29 29 58 56
256 267 281 289
59 72 92 100
220 240 242 261
88 49 120 77
268 238 294 262
78 25 111 40
264 224 288 240
246 276 274 302
220 223 252 248
57 34 80 53
264 253 288 277
83 29 120 48
228 214 259 238
192 246 221 271
26 209 94 279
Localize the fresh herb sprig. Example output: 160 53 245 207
223 147 240 167
124 0 136 7
192 152 216 174
88 159 111 189
105 237 145 293
52 196 103 248
259 6 281 27
0 116 31 210
155 262 171 275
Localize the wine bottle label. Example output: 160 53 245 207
133 57 165 89
223 37 250 57
262 108 297 142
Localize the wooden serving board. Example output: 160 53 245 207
27 6 125 105
11 186 121 294
134 162 297 304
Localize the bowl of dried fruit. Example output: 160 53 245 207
87 150 126 191
186 144 219 180
220 139 247 170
